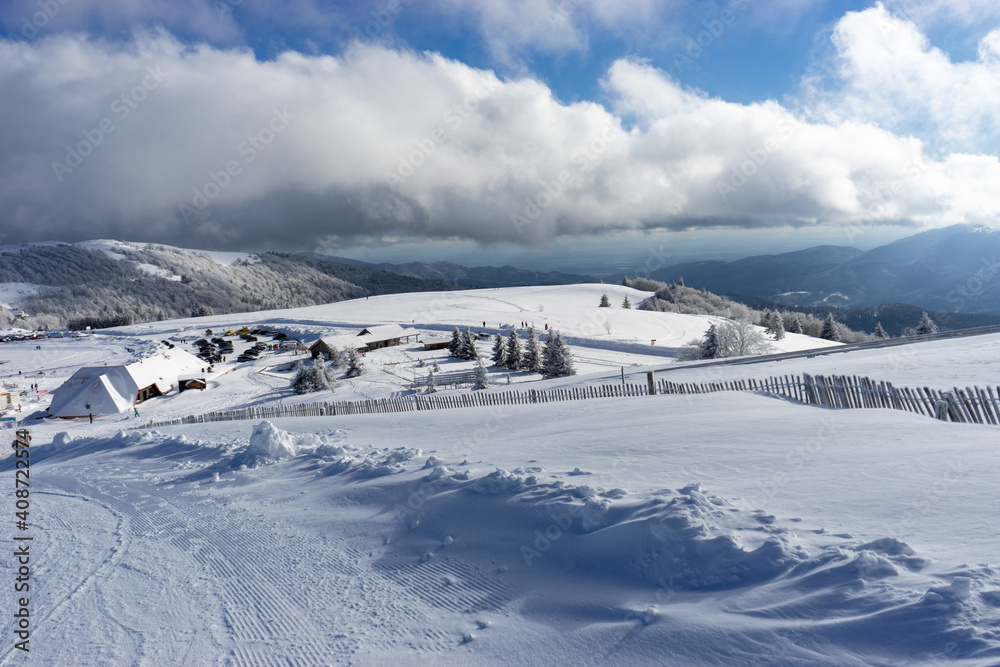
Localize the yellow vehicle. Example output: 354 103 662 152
236 326 250 335
226 330 235 336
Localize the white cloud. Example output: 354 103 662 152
802 4 1000 155
882 0 1000 29
1 30 999 251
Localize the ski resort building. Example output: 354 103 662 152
310 325 419 359
49 349 204 418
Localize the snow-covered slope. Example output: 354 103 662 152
1 285 997 666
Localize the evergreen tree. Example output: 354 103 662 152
622 295 632 309
542 330 576 377
521 326 541 372
677 276 685 287
343 347 366 378
699 324 719 359
915 312 938 335
505 329 522 369
291 361 311 394
820 313 841 342
460 327 480 360
621 276 628 286
425 370 437 393
448 327 462 357
491 333 508 367
472 361 491 390
874 322 889 339
788 316 803 334
291 358 339 394
764 310 785 340
599 294 611 307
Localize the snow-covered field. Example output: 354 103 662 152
2 284 999 666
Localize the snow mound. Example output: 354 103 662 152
231 421 323 468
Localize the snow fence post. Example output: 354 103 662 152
647 372 655 395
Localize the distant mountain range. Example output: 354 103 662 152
313 255 595 288
648 224 1000 316
3 225 1000 332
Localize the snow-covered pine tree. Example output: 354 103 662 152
915 312 938 335
491 333 508 366
765 311 785 340
460 327 480 360
291 358 338 394
542 330 576 377
599 294 611 307
700 324 719 359
291 361 312 394
448 327 462 357
521 326 541 372
622 295 631 309
788 315 803 334
343 347 366 377
425 370 437 393
820 313 841 341
874 322 889 339
472 361 491 390
505 329 522 369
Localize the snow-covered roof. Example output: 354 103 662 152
356 324 415 342
312 335 367 352
313 325 418 353
49 348 204 417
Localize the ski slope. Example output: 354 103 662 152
1 285 999 666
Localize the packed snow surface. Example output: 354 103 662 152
1 284 998 666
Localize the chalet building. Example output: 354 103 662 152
310 325 419 359
48 349 204 418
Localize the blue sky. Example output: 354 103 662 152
2 0 1000 270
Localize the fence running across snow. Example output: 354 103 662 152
140 374 1000 429
658 373 1000 426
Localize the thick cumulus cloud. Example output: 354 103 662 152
804 4 1000 155
1 23 999 251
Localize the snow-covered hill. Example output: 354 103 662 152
1 285 998 666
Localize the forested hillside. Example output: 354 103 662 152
0 243 453 329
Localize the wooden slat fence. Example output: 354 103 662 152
659 373 1000 426
141 374 1000 429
